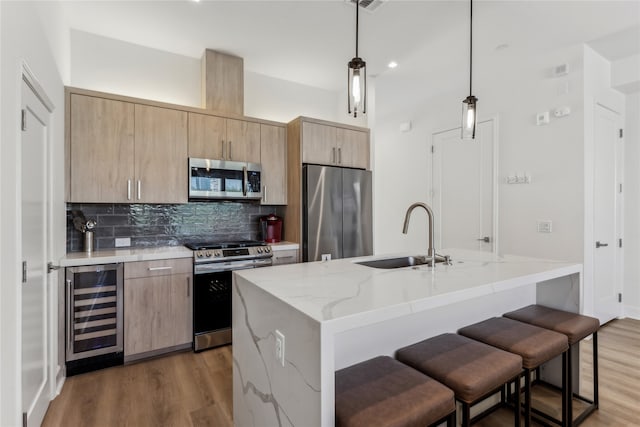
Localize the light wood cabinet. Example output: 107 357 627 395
260 124 287 205
68 94 135 203
134 105 188 203
124 258 192 359
300 120 369 169
188 113 260 163
67 92 188 203
337 127 370 169
188 113 226 159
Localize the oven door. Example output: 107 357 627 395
192 259 271 351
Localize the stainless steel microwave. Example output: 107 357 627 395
189 158 262 200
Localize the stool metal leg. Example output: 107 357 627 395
462 402 471 427
525 370 531 427
593 332 599 409
515 374 521 427
446 411 456 427
564 349 570 427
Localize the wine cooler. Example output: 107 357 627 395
65 263 123 375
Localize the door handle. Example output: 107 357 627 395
477 236 491 243
595 241 609 248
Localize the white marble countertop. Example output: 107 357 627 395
235 249 582 332
60 246 193 267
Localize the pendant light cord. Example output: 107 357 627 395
469 0 473 96
355 0 360 58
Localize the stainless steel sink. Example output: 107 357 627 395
356 255 448 269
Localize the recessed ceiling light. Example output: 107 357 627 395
388 61 398 69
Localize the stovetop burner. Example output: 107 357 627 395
185 240 266 251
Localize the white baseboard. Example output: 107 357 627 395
624 304 640 320
55 365 65 397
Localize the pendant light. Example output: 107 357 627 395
461 0 477 139
348 0 366 118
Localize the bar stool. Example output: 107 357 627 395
335 355 456 427
396 333 523 427
504 304 600 426
458 317 569 427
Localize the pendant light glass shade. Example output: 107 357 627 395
461 0 477 139
348 0 366 117
461 95 477 139
348 57 366 117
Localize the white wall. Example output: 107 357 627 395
624 92 640 318
70 29 350 125
1 1 67 424
373 43 586 261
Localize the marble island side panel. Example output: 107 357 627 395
233 273 321 427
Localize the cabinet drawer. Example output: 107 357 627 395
125 258 192 279
272 249 298 265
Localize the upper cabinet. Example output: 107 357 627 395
188 113 260 163
299 119 370 170
68 94 135 203
67 92 187 203
134 105 188 203
260 124 287 205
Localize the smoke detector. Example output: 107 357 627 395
346 0 385 13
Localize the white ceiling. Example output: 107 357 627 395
59 0 640 92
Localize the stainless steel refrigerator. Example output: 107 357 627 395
302 164 373 262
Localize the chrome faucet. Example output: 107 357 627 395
402 202 436 266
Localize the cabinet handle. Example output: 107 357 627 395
332 147 336 164
277 256 295 259
228 141 232 160
148 266 173 271
263 186 267 203
127 180 132 200
222 140 226 159
137 180 141 200
186 277 190 297
338 147 342 164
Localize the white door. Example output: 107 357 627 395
593 103 624 324
432 119 496 252
21 76 51 427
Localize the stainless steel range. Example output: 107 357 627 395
186 240 273 352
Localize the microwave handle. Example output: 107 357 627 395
243 166 248 196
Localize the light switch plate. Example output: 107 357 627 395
537 221 553 233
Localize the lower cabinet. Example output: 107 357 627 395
124 258 192 359
271 248 299 265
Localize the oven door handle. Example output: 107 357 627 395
194 259 272 274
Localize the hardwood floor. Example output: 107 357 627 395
43 318 640 427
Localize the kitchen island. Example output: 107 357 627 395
232 249 582 427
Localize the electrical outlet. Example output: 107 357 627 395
321 254 331 261
115 237 131 247
275 330 285 367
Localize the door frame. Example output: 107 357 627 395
430 116 500 254
20 60 57 425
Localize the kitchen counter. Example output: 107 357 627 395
232 249 582 427
59 241 299 267
59 246 193 267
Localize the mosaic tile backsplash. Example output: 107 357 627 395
66 202 286 252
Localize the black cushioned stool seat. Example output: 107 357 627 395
458 317 570 427
397 333 523 427
335 355 456 427
504 304 600 426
